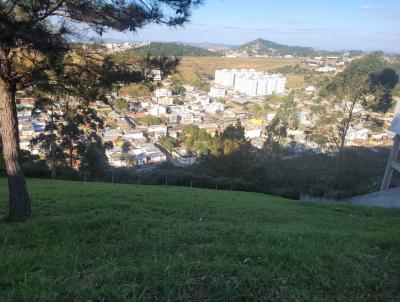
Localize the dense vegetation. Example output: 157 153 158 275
313 53 398 151
392 58 400 96
127 42 222 57
1 179 400 301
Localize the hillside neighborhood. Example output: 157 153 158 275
16 48 399 171
2 1 400 301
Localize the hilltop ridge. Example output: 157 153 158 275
235 38 326 57
119 38 346 57
128 42 222 57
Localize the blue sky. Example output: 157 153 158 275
102 0 400 52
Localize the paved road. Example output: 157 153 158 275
124 116 140 128
301 188 400 209
349 187 400 208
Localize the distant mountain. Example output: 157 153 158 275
129 42 222 57
235 38 326 57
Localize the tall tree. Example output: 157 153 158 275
30 94 64 179
313 53 399 152
79 133 111 180
206 121 253 188
0 0 201 220
264 96 299 159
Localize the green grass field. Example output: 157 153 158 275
1 179 400 301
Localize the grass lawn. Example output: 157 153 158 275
1 179 400 301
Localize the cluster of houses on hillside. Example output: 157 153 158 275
16 57 398 170
303 54 357 74
16 97 46 155
102 128 167 168
102 41 151 53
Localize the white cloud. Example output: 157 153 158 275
360 5 384 11
360 5 372 10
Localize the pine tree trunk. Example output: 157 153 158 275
0 80 31 221
50 105 56 180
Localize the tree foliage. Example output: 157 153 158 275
128 42 220 57
264 96 299 158
31 95 109 175
114 98 129 113
172 83 186 96
0 0 201 220
194 78 210 92
313 53 399 151
181 124 216 155
158 136 178 152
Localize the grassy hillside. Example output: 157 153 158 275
1 179 400 301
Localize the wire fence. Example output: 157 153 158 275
14 164 257 194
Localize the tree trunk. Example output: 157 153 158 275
50 105 56 180
0 80 31 221
339 99 357 152
69 144 73 168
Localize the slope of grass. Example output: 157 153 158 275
0 179 400 301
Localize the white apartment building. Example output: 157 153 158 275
316 66 336 73
235 74 259 96
196 95 211 107
155 88 172 98
157 97 173 106
150 104 167 117
215 69 236 87
148 125 168 138
209 87 226 98
151 69 162 81
245 128 263 139
214 69 286 96
122 130 145 140
205 102 225 114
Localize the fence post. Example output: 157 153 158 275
137 175 140 185
165 175 168 186
190 178 193 188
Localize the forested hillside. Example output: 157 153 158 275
128 42 222 57
237 38 328 57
